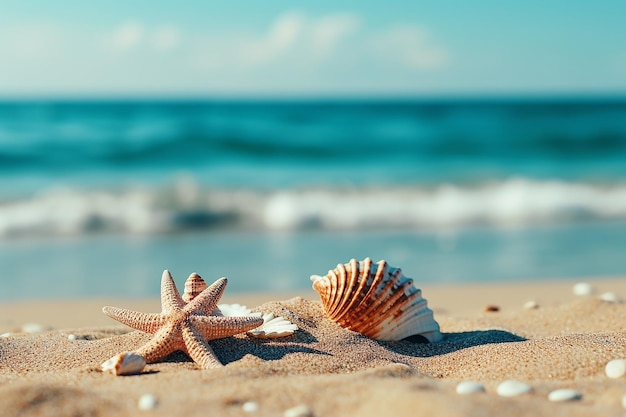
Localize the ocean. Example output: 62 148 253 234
1 98 626 300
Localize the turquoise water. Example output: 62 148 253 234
2 221 625 300
1 99 625 299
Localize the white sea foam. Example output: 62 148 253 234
2 178 626 238
261 178 626 230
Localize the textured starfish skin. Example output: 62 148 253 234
103 270 263 369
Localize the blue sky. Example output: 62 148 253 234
1 1 625 97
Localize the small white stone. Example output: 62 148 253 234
621 393 626 409
21 323 46 333
68 334 77 341
523 300 539 309
600 292 623 304
283 404 313 417
242 401 259 413
573 282 594 296
455 381 486 394
496 380 532 397
548 388 582 402
0 332 12 338
605 359 626 379
138 394 158 410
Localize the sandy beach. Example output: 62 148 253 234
1 278 625 417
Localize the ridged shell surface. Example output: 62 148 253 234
182 272 208 303
310 258 442 342
247 313 298 339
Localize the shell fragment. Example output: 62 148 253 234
219 304 297 339
101 352 146 376
247 313 298 339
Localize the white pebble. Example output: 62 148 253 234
138 394 158 410
600 292 623 304
21 323 46 333
605 359 626 379
0 332 12 338
496 380 532 397
622 393 626 409
573 282 594 296
548 388 582 402
523 300 539 309
242 401 259 413
68 334 77 341
455 381 486 394
283 404 313 417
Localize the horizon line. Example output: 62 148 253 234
1 91 626 103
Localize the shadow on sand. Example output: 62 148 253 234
160 328 328 366
380 329 527 357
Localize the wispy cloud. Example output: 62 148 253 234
0 12 450 95
370 24 449 70
108 21 144 51
0 23 66 60
105 22 181 52
310 13 361 57
153 26 181 51
193 11 446 73
195 12 362 71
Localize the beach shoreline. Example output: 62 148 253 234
1 278 625 416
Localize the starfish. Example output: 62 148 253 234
102 270 263 369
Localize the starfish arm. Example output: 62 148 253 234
134 325 184 364
102 306 165 333
182 324 224 369
161 270 185 313
189 315 264 341
185 277 228 315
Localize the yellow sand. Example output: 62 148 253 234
0 278 625 417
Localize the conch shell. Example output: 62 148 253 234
310 258 442 342
182 272 208 303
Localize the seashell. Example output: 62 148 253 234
310 258 442 342
523 300 539 309
247 313 298 339
218 304 296 338
217 303 261 318
101 352 146 376
182 272 208 303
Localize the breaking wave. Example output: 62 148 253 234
2 178 626 239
